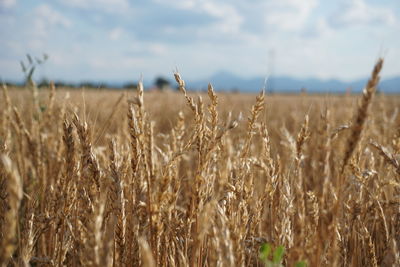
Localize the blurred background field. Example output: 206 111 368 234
5 86 400 144
1 76 400 265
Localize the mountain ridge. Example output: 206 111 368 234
187 71 400 93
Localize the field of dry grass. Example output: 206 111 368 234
1 59 400 266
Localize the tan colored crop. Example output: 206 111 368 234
0 58 399 266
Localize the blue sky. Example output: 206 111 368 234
0 0 399 83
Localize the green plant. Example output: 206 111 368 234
259 243 285 267
20 53 48 85
259 243 307 267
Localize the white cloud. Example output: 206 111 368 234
29 4 72 47
50 50 81 67
330 0 396 28
109 27 124 41
263 0 318 31
27 39 45 50
154 0 244 34
0 0 16 9
200 2 243 34
128 40 168 56
152 0 195 10
147 44 167 55
61 0 130 13
302 17 331 38
2 0 400 82
88 57 147 70
34 4 72 33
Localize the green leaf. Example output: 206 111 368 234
27 66 35 80
295 261 307 267
35 57 42 64
272 245 285 264
20 61 26 72
27 54 33 64
259 243 272 263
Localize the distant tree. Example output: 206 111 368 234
3 81 19 87
155 76 170 90
98 82 108 89
79 81 95 88
38 78 50 88
79 81 108 89
54 81 68 88
123 82 138 89
54 81 77 88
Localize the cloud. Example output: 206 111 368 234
302 17 331 38
33 4 72 38
329 0 396 28
88 57 147 72
2 0 400 82
35 4 72 28
0 0 16 9
147 43 167 55
153 0 243 35
263 0 318 31
197 1 244 34
60 0 130 14
125 40 168 56
109 27 124 41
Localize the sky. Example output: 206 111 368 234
0 0 399 83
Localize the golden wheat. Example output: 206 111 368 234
0 59 399 266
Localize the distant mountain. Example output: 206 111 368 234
8 71 396 93
187 71 400 93
378 77 400 93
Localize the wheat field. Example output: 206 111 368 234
1 59 400 266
